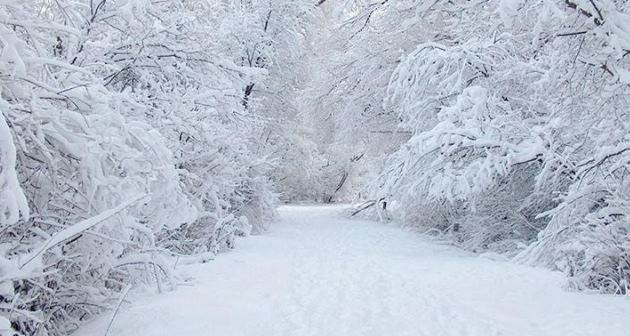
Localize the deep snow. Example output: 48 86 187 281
77 205 630 336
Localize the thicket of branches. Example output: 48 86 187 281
0 0 314 334
315 0 630 294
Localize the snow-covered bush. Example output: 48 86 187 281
358 0 630 293
0 0 315 333
0 1 195 333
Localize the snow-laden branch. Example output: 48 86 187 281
19 195 147 269
0 112 28 226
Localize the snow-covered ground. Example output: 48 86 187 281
77 205 630 336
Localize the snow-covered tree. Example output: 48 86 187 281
0 0 317 334
360 0 630 293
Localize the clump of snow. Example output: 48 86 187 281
0 111 28 226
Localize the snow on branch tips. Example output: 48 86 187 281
0 111 28 226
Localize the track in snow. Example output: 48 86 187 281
78 205 630 336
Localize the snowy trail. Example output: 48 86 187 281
78 205 630 336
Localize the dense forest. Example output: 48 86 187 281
1 0 629 335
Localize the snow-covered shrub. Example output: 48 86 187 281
365 0 630 293
0 0 312 333
0 1 198 333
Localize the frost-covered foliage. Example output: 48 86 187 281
197 0 328 204
351 0 630 294
287 1 421 203
0 113 28 226
0 0 314 334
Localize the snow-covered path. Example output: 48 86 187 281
78 205 630 336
